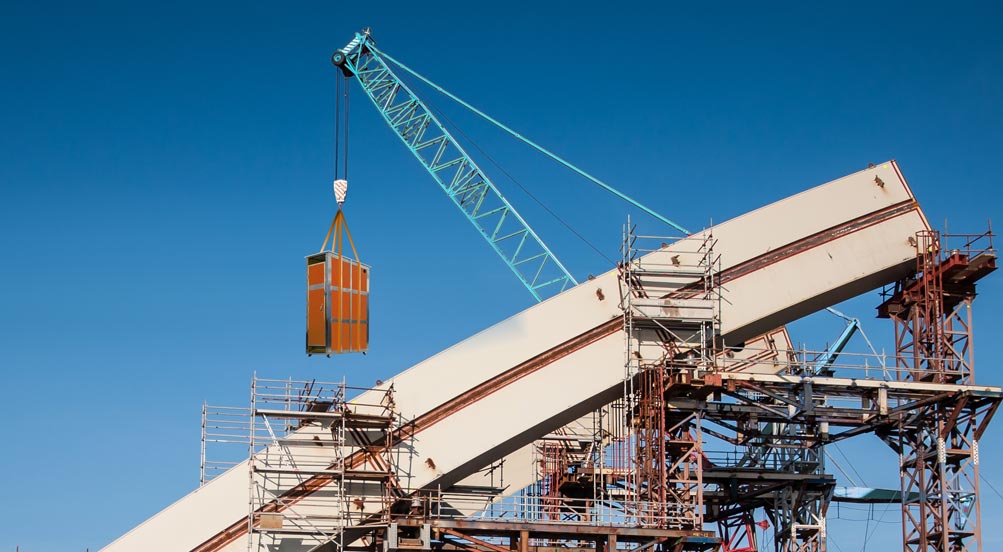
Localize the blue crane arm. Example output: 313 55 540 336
812 309 860 375
333 31 576 301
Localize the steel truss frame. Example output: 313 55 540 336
334 31 575 300
877 230 998 552
659 369 998 552
611 226 999 552
717 511 759 552
211 225 996 552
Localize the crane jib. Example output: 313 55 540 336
333 32 577 302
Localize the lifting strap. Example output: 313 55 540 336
320 207 360 261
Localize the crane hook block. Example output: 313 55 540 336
333 179 348 206
306 209 369 356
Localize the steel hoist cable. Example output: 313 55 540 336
371 44 689 235
410 79 618 267
323 72 357 255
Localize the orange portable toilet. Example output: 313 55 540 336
307 180 369 356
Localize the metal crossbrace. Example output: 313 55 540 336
338 33 576 301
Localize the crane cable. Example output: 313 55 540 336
982 474 1003 501
829 442 867 487
334 73 340 178
370 44 689 235
824 449 861 487
343 72 350 182
321 72 358 255
332 71 349 183
413 84 617 267
334 72 351 183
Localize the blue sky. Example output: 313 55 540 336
1 1 1002 550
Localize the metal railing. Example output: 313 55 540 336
714 342 993 384
406 489 700 529
201 404 254 486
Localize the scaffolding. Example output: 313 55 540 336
246 376 397 552
194 225 998 552
620 223 720 532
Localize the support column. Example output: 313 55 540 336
876 229 998 552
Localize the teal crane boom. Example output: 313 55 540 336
812 308 861 375
332 30 575 301
332 29 687 301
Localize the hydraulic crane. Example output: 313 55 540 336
330 28 687 301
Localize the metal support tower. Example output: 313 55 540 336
620 224 720 533
760 419 832 552
877 230 998 552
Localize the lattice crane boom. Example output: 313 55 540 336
332 30 576 301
